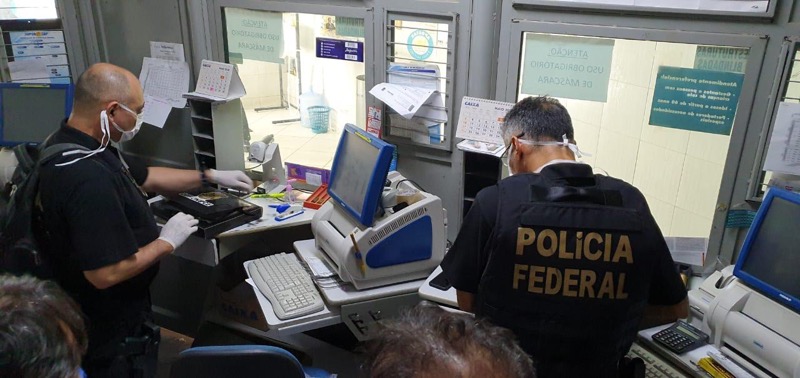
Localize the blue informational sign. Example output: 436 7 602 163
316 38 364 62
649 66 744 136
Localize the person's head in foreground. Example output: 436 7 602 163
0 274 88 378
362 302 536 378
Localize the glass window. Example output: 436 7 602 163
517 33 750 238
223 8 365 170
757 46 800 197
385 19 450 147
0 0 57 20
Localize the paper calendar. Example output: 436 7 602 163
184 59 246 102
456 96 515 145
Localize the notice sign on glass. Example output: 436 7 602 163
316 38 363 62
649 66 744 136
521 34 614 102
224 8 283 64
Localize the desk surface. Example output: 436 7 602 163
219 197 315 237
294 239 424 306
638 324 714 378
242 239 427 335
244 263 341 335
418 266 458 307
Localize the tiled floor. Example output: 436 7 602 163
245 108 344 170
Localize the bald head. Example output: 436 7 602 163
72 63 142 116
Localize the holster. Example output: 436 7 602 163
119 321 161 378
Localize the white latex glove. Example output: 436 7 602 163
208 169 253 192
158 212 199 250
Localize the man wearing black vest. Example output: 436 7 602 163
441 96 688 378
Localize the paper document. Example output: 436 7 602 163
139 57 190 108
456 96 515 145
150 41 185 62
184 60 246 102
142 95 172 128
388 114 439 144
387 63 448 123
8 60 48 82
664 237 707 266
456 140 505 157
764 102 800 176
369 83 435 119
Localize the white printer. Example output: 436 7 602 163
688 188 800 378
311 125 446 290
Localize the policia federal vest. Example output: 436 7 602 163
476 164 662 378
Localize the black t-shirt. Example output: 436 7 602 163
37 119 159 357
442 163 686 305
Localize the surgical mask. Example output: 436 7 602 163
502 133 591 176
112 103 143 143
517 134 591 159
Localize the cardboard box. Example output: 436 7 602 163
216 281 269 332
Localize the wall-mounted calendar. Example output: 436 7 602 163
455 96 515 157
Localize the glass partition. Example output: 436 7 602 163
517 33 750 238
223 7 365 170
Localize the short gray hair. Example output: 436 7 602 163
502 96 574 144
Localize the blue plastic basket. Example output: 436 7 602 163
308 106 330 134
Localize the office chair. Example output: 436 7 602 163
169 345 332 378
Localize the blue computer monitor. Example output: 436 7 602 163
328 124 395 227
0 83 73 146
734 188 800 313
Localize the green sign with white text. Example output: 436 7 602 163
649 66 744 135
225 8 283 64
521 34 614 102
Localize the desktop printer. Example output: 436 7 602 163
311 171 446 290
688 188 800 378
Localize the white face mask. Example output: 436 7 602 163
112 103 143 143
54 110 112 167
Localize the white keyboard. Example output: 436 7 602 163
247 253 324 320
627 343 690 378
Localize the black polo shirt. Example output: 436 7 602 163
38 119 159 358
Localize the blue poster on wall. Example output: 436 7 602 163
649 66 744 136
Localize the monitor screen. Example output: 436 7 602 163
0 83 72 146
734 188 800 312
328 124 394 227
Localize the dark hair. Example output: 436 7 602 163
503 96 574 144
0 274 88 378
362 302 536 378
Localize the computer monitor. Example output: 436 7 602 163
327 124 395 227
734 188 800 313
0 83 73 146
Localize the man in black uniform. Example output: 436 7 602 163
441 96 688 377
37 63 254 378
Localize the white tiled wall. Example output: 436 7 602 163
524 39 735 237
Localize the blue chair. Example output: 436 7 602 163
169 345 332 378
